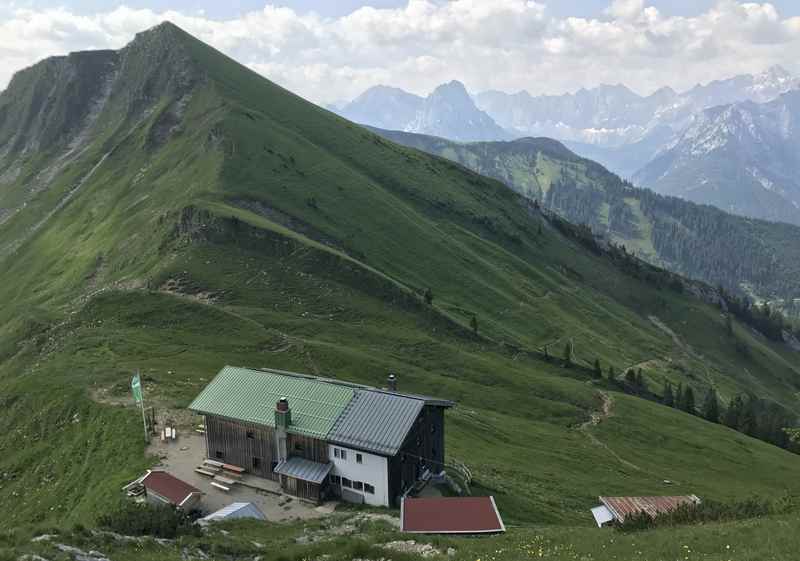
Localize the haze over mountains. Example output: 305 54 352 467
336 66 800 225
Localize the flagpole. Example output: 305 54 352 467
137 370 148 443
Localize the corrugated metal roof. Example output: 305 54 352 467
328 390 424 456
201 502 266 522
274 456 333 484
599 495 701 522
189 366 354 438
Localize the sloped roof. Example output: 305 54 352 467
189 366 354 438
329 390 424 456
401 497 505 534
201 502 266 522
599 495 701 522
141 471 200 506
274 457 333 484
189 366 454 451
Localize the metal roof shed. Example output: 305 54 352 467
401 497 505 534
199 502 266 524
594 495 701 525
141 470 202 510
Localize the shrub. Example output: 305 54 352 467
97 502 201 539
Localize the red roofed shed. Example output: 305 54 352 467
401 497 505 534
141 470 202 510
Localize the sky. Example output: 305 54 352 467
2 1 800 104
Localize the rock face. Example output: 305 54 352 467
634 90 800 225
336 80 510 142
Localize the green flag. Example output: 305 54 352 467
131 373 143 405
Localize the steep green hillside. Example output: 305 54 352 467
370 128 800 316
1 22 800 557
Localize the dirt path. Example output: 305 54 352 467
578 391 644 472
648 315 715 388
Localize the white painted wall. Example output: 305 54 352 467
328 444 389 507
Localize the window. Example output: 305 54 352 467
329 475 341 485
246 431 255 439
342 478 352 488
364 484 375 495
215 450 225 460
416 436 422 447
430 424 436 434
294 442 304 452
334 448 340 459
252 457 261 469
341 449 347 460
356 453 363 464
353 481 363 491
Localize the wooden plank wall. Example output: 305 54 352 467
205 415 278 480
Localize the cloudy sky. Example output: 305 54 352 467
2 1 800 104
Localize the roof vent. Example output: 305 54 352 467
387 374 397 392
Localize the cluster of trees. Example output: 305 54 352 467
660 380 799 452
720 287 795 342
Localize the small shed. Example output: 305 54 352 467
141 470 202 511
591 495 701 527
199 502 266 524
274 456 333 503
401 497 505 534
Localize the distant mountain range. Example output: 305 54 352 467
336 66 800 225
336 80 510 142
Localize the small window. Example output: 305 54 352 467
341 449 347 461
430 424 436 434
334 448 340 459
416 436 422 447
215 450 225 460
246 431 255 439
356 453 363 464
342 477 352 488
353 481 363 491
294 442 304 452
253 457 261 469
364 484 375 494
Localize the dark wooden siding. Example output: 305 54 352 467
387 404 446 505
288 433 329 463
204 416 330 481
204 415 278 479
280 475 322 502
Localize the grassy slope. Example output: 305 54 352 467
370 128 800 309
0 22 799 557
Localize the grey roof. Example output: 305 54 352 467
274 457 333 484
328 390 425 456
200 502 266 522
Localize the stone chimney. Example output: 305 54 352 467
275 397 291 462
387 373 397 392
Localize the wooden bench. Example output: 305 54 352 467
214 475 237 486
194 468 217 477
210 481 230 492
222 463 245 474
204 459 224 468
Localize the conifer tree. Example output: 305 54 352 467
724 395 744 429
563 340 573 367
662 381 675 407
674 383 684 410
470 314 478 335
635 369 644 390
608 365 616 381
682 386 696 414
702 388 720 423
593 358 602 379
424 288 433 305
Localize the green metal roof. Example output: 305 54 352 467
189 366 354 438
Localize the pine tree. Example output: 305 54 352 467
635 369 644 390
682 386 696 414
563 340 573 367
724 395 744 429
725 314 733 336
702 388 720 423
608 365 616 381
662 381 675 407
470 315 478 335
625 369 636 385
593 358 602 379
674 383 684 410
424 288 433 306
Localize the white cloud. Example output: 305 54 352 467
1 1 799 104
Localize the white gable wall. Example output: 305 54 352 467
328 444 389 507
